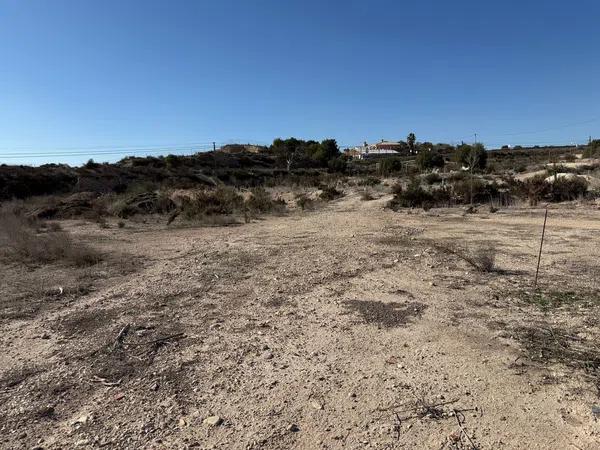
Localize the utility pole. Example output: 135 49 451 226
213 141 216 152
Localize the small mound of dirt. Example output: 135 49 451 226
343 300 427 328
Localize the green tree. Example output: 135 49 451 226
320 139 340 161
455 143 487 205
165 154 181 169
378 157 403 176
327 156 347 173
456 143 487 170
311 139 340 165
84 158 98 169
271 137 303 171
407 133 416 153
583 139 600 158
416 149 444 171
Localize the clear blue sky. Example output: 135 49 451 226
1 0 599 165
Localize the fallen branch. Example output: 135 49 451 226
453 409 478 449
393 412 402 441
127 332 186 347
112 323 131 351
92 375 122 387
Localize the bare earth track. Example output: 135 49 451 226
1 193 599 449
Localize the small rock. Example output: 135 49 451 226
310 401 323 410
262 351 274 360
287 424 300 432
203 416 223 426
72 415 91 426
41 333 50 340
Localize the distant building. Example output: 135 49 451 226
349 139 404 159
374 140 404 151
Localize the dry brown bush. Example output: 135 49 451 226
295 193 315 211
244 187 286 214
360 189 375 201
435 242 497 273
180 186 244 219
0 212 101 266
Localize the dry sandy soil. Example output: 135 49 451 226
1 191 599 449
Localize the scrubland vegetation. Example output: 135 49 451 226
1 137 600 450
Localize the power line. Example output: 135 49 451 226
0 141 217 152
0 140 275 160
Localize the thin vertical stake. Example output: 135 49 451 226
534 208 549 290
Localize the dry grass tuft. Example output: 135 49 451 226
360 189 375 201
0 212 101 266
435 242 497 273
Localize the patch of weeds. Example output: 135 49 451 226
180 186 244 219
319 185 344 201
56 307 123 337
263 298 291 308
0 212 102 267
423 172 442 185
357 176 381 187
96 216 110 228
517 289 600 311
343 300 427 328
435 242 497 273
360 189 375 201
244 187 286 215
511 324 600 381
295 194 314 211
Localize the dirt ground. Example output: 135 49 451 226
1 191 600 449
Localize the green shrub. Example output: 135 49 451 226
416 150 444 171
181 186 244 219
550 176 588 201
357 176 381 186
244 187 286 214
454 143 487 170
514 174 588 205
319 185 344 201
449 178 498 204
327 156 347 173
360 189 375 201
377 158 403 176
386 178 434 209
295 194 314 210
447 171 468 182
515 165 527 173
423 172 442 185
583 140 600 158
390 181 403 195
